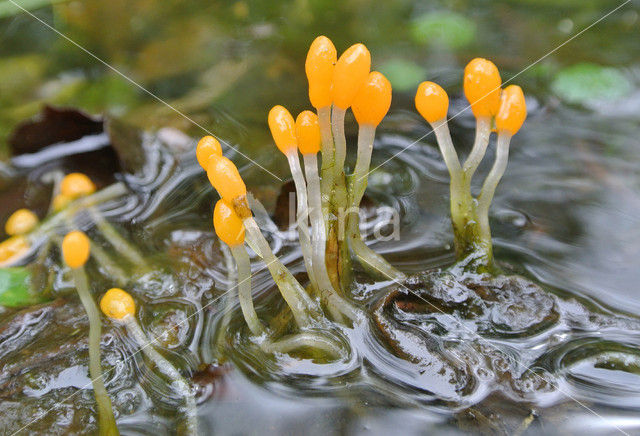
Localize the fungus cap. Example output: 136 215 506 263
495 85 527 135
415 81 449 123
0 235 29 264
60 173 96 198
5 209 38 236
213 199 245 246
352 71 392 126
464 58 502 118
305 36 337 109
206 155 247 201
100 288 136 320
332 43 371 110
196 136 222 169
268 106 298 155
295 111 321 155
62 230 90 269
52 194 72 212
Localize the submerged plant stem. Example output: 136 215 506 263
72 267 119 436
89 208 150 271
123 316 198 435
229 244 264 336
264 331 344 358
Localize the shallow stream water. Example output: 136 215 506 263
1 1 639 434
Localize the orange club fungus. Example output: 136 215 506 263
100 288 198 434
61 230 118 436
415 60 527 268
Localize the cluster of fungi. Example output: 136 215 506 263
203 35 526 347
0 35 525 435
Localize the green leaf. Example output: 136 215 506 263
0 267 45 307
551 63 633 105
379 59 424 92
410 11 476 49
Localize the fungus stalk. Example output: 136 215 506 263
317 105 335 225
346 71 403 280
303 152 359 321
213 199 264 336
462 117 492 180
206 153 319 328
62 231 118 436
346 124 403 280
269 105 317 289
123 317 198 435
229 244 264 336
100 289 198 435
476 132 512 258
295 110 359 321
242 215 319 327
285 152 317 287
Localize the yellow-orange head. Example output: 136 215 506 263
206 155 247 202
0 235 29 265
52 194 72 212
464 58 502 118
62 230 90 269
213 199 245 246
100 288 136 320
495 85 527 135
295 111 321 155
332 43 371 110
196 136 222 169
268 106 297 155
415 81 449 123
352 71 392 126
306 36 337 109
60 173 96 199
5 209 38 236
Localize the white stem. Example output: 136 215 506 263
477 132 512 242
318 106 335 229
462 117 492 179
303 153 359 322
286 152 317 287
432 119 462 181
243 217 316 327
229 244 264 336
331 107 347 180
349 124 376 209
71 268 118 433
124 317 198 435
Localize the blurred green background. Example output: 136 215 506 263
0 0 638 162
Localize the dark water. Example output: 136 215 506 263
1 0 640 435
